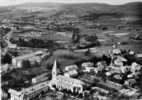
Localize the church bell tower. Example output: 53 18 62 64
52 60 57 80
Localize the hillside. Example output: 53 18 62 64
1 2 142 49
0 2 142 19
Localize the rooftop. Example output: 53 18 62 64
9 81 50 96
56 75 84 86
23 81 50 96
13 50 46 61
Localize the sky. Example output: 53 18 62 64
0 0 142 6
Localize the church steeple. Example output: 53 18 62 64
52 60 57 80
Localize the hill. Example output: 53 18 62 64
0 2 142 18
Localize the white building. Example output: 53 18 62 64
119 88 139 97
64 69 78 77
82 62 94 68
31 73 49 84
12 51 47 68
8 43 17 49
136 54 142 58
8 81 50 100
64 64 78 72
83 66 96 73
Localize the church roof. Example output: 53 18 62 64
51 75 84 89
56 75 84 86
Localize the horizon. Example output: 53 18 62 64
0 0 142 6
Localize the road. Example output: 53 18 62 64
3 27 17 48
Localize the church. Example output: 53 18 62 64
49 60 84 94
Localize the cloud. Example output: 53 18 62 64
0 0 142 6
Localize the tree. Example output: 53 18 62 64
102 27 108 30
102 54 111 65
22 60 31 69
33 61 40 67
72 28 80 43
62 93 69 100
84 34 100 46
1 53 12 64
85 48 91 56
85 34 97 42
